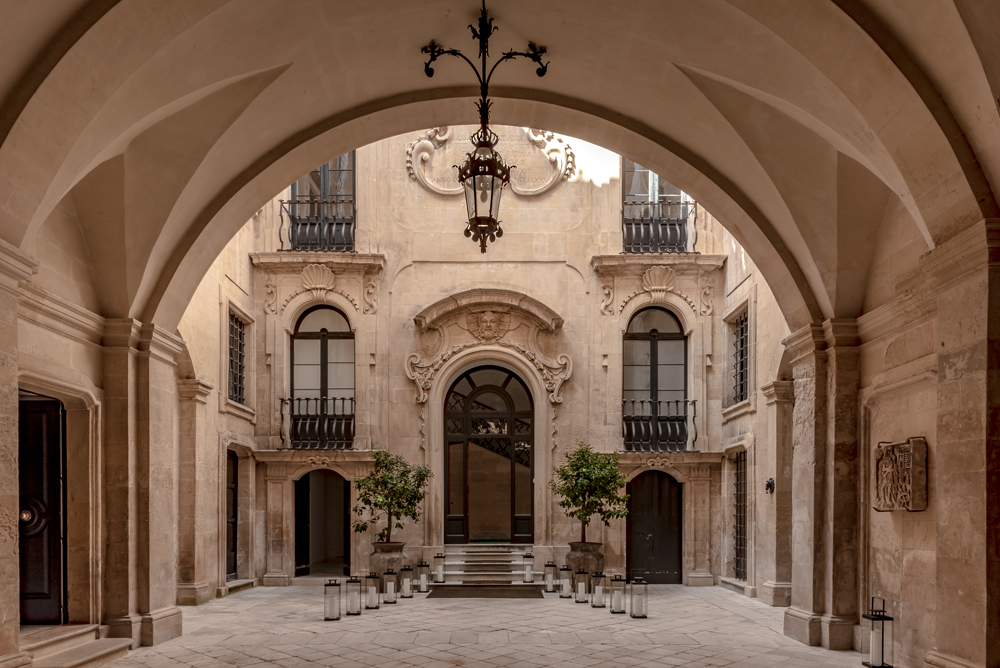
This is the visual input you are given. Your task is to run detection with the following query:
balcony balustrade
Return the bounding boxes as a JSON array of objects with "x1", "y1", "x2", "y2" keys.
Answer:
[
  {"x1": 622, "y1": 200, "x2": 697, "y2": 254},
  {"x1": 280, "y1": 198, "x2": 356, "y2": 252},
  {"x1": 622, "y1": 399, "x2": 697, "y2": 452},
  {"x1": 280, "y1": 397, "x2": 355, "y2": 450}
]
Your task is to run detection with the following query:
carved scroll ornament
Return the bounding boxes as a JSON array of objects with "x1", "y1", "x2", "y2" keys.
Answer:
[
  {"x1": 618, "y1": 265, "x2": 698, "y2": 314},
  {"x1": 873, "y1": 437, "x2": 927, "y2": 512}
]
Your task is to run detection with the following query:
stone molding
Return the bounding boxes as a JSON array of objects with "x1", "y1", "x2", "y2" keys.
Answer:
[
  {"x1": 780, "y1": 323, "x2": 826, "y2": 365},
  {"x1": 250, "y1": 252, "x2": 386, "y2": 275},
  {"x1": 177, "y1": 379, "x2": 213, "y2": 404},
  {"x1": 138, "y1": 323, "x2": 184, "y2": 366},
  {"x1": 923, "y1": 650, "x2": 985, "y2": 668},
  {"x1": 413, "y1": 288, "x2": 564, "y2": 332},
  {"x1": 591, "y1": 254, "x2": 724, "y2": 317},
  {"x1": 103, "y1": 318, "x2": 142, "y2": 350},
  {"x1": 761, "y1": 380, "x2": 794, "y2": 405},
  {"x1": 822, "y1": 318, "x2": 860, "y2": 348},
  {"x1": 18, "y1": 282, "x2": 105, "y2": 347},
  {"x1": 0, "y1": 238, "x2": 37, "y2": 296}
]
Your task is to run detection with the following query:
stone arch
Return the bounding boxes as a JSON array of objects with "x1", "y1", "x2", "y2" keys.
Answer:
[
  {"x1": 281, "y1": 293, "x2": 359, "y2": 336},
  {"x1": 619, "y1": 293, "x2": 695, "y2": 337}
]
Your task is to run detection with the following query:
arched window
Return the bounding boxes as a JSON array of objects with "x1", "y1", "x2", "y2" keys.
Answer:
[
  {"x1": 622, "y1": 307, "x2": 688, "y2": 452},
  {"x1": 288, "y1": 306, "x2": 354, "y2": 449}
]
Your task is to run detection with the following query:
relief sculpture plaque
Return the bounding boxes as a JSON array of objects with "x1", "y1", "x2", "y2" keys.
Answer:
[{"x1": 872, "y1": 437, "x2": 927, "y2": 512}]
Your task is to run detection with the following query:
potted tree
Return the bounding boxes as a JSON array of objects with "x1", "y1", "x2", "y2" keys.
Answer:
[
  {"x1": 352, "y1": 450, "x2": 432, "y2": 585},
  {"x1": 550, "y1": 441, "x2": 629, "y2": 575}
]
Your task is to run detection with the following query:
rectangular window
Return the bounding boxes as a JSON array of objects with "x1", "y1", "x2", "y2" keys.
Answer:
[
  {"x1": 621, "y1": 158, "x2": 696, "y2": 253},
  {"x1": 731, "y1": 310, "x2": 749, "y2": 404},
  {"x1": 284, "y1": 150, "x2": 356, "y2": 251},
  {"x1": 734, "y1": 450, "x2": 747, "y2": 581},
  {"x1": 228, "y1": 311, "x2": 246, "y2": 404}
]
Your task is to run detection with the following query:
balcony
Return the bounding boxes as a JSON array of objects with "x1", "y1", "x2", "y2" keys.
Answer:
[
  {"x1": 622, "y1": 399, "x2": 697, "y2": 452},
  {"x1": 279, "y1": 198, "x2": 355, "y2": 252},
  {"x1": 280, "y1": 397, "x2": 355, "y2": 450},
  {"x1": 622, "y1": 200, "x2": 698, "y2": 254}
]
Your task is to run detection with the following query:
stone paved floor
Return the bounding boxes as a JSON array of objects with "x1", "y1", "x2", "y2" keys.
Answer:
[{"x1": 115, "y1": 586, "x2": 859, "y2": 668}]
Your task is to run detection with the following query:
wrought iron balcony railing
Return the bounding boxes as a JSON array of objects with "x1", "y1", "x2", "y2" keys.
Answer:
[
  {"x1": 622, "y1": 399, "x2": 697, "y2": 452},
  {"x1": 279, "y1": 198, "x2": 356, "y2": 252},
  {"x1": 280, "y1": 397, "x2": 355, "y2": 450},
  {"x1": 622, "y1": 200, "x2": 698, "y2": 254}
]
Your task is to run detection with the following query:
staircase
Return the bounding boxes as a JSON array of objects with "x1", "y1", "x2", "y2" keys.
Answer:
[
  {"x1": 20, "y1": 625, "x2": 132, "y2": 668},
  {"x1": 440, "y1": 544, "x2": 535, "y2": 584}
]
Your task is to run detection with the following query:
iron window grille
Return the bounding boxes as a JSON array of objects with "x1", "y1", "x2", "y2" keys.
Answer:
[
  {"x1": 280, "y1": 151, "x2": 356, "y2": 252},
  {"x1": 734, "y1": 450, "x2": 747, "y2": 581},
  {"x1": 622, "y1": 158, "x2": 697, "y2": 254},
  {"x1": 732, "y1": 310, "x2": 749, "y2": 404},
  {"x1": 228, "y1": 311, "x2": 246, "y2": 404}
]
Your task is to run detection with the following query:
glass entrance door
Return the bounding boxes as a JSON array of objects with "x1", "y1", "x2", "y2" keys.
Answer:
[{"x1": 444, "y1": 366, "x2": 533, "y2": 543}]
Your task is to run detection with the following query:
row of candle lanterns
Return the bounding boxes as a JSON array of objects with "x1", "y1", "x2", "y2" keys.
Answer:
[
  {"x1": 537, "y1": 557, "x2": 647, "y2": 618},
  {"x1": 325, "y1": 558, "x2": 448, "y2": 621}
]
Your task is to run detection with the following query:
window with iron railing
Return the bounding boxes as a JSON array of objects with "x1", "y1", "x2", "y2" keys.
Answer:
[
  {"x1": 228, "y1": 311, "x2": 246, "y2": 404},
  {"x1": 280, "y1": 151, "x2": 356, "y2": 252},
  {"x1": 734, "y1": 450, "x2": 747, "y2": 581},
  {"x1": 622, "y1": 159, "x2": 697, "y2": 254},
  {"x1": 731, "y1": 310, "x2": 749, "y2": 405}
]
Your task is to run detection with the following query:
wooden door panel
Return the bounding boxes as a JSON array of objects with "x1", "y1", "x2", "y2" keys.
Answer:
[{"x1": 627, "y1": 471, "x2": 682, "y2": 584}]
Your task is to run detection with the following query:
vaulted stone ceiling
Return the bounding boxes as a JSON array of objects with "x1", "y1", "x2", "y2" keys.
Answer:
[{"x1": 0, "y1": 0, "x2": 997, "y2": 332}]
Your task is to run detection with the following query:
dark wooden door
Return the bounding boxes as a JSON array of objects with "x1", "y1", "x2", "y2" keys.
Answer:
[
  {"x1": 627, "y1": 470, "x2": 682, "y2": 584},
  {"x1": 225, "y1": 452, "x2": 238, "y2": 581},
  {"x1": 294, "y1": 474, "x2": 310, "y2": 576},
  {"x1": 19, "y1": 398, "x2": 65, "y2": 624}
]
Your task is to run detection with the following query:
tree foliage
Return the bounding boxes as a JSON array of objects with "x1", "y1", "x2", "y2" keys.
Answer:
[
  {"x1": 352, "y1": 450, "x2": 432, "y2": 543},
  {"x1": 549, "y1": 441, "x2": 629, "y2": 543}
]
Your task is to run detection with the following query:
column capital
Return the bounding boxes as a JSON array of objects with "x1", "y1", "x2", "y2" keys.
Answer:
[
  {"x1": 822, "y1": 318, "x2": 859, "y2": 348},
  {"x1": 781, "y1": 323, "x2": 825, "y2": 362},
  {"x1": 0, "y1": 239, "x2": 36, "y2": 297},
  {"x1": 138, "y1": 323, "x2": 184, "y2": 366},
  {"x1": 761, "y1": 380, "x2": 794, "y2": 405},
  {"x1": 103, "y1": 318, "x2": 142, "y2": 349},
  {"x1": 177, "y1": 379, "x2": 213, "y2": 404}
]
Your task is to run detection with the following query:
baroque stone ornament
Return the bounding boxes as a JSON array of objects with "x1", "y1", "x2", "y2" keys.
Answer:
[
  {"x1": 646, "y1": 455, "x2": 671, "y2": 469},
  {"x1": 264, "y1": 275, "x2": 277, "y2": 314},
  {"x1": 301, "y1": 264, "x2": 336, "y2": 301},
  {"x1": 641, "y1": 265, "x2": 676, "y2": 302},
  {"x1": 363, "y1": 277, "x2": 378, "y2": 315},
  {"x1": 467, "y1": 310, "x2": 510, "y2": 342},
  {"x1": 406, "y1": 127, "x2": 455, "y2": 196},
  {"x1": 600, "y1": 284, "x2": 615, "y2": 316},
  {"x1": 306, "y1": 455, "x2": 333, "y2": 467},
  {"x1": 873, "y1": 437, "x2": 928, "y2": 512}
]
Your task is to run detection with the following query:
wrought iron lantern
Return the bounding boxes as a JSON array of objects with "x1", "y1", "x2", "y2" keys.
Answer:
[
  {"x1": 401, "y1": 565, "x2": 414, "y2": 598},
  {"x1": 417, "y1": 561, "x2": 430, "y2": 592},
  {"x1": 522, "y1": 553, "x2": 534, "y2": 583},
  {"x1": 630, "y1": 577, "x2": 648, "y2": 619},
  {"x1": 863, "y1": 597, "x2": 894, "y2": 667},
  {"x1": 559, "y1": 565, "x2": 573, "y2": 598},
  {"x1": 574, "y1": 569, "x2": 589, "y2": 603},
  {"x1": 544, "y1": 562, "x2": 557, "y2": 593},
  {"x1": 610, "y1": 575, "x2": 626, "y2": 614},
  {"x1": 590, "y1": 572, "x2": 606, "y2": 608},
  {"x1": 434, "y1": 553, "x2": 446, "y2": 583},
  {"x1": 324, "y1": 579, "x2": 341, "y2": 621},
  {"x1": 421, "y1": 1, "x2": 549, "y2": 253},
  {"x1": 382, "y1": 569, "x2": 397, "y2": 604},
  {"x1": 365, "y1": 572, "x2": 380, "y2": 610},
  {"x1": 345, "y1": 576, "x2": 363, "y2": 616}
]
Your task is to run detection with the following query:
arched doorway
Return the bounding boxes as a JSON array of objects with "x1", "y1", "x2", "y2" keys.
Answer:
[
  {"x1": 444, "y1": 366, "x2": 533, "y2": 544},
  {"x1": 293, "y1": 470, "x2": 351, "y2": 577},
  {"x1": 627, "y1": 470, "x2": 682, "y2": 584}
]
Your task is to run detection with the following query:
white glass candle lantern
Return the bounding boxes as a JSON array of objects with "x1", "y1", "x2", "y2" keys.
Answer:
[
  {"x1": 590, "y1": 572, "x2": 606, "y2": 608},
  {"x1": 417, "y1": 561, "x2": 430, "y2": 592},
  {"x1": 610, "y1": 575, "x2": 626, "y2": 614},
  {"x1": 522, "y1": 553, "x2": 534, "y2": 583},
  {"x1": 434, "y1": 553, "x2": 446, "y2": 583},
  {"x1": 365, "y1": 572, "x2": 380, "y2": 609},
  {"x1": 544, "y1": 562, "x2": 557, "y2": 593},
  {"x1": 863, "y1": 597, "x2": 894, "y2": 667},
  {"x1": 401, "y1": 565, "x2": 413, "y2": 598},
  {"x1": 559, "y1": 566, "x2": 573, "y2": 598},
  {"x1": 574, "y1": 569, "x2": 589, "y2": 603},
  {"x1": 382, "y1": 569, "x2": 397, "y2": 604},
  {"x1": 630, "y1": 577, "x2": 648, "y2": 619},
  {"x1": 346, "y1": 576, "x2": 363, "y2": 616},
  {"x1": 324, "y1": 579, "x2": 341, "y2": 621}
]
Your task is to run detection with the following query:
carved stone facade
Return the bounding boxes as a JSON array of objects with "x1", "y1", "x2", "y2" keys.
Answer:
[{"x1": 873, "y1": 438, "x2": 928, "y2": 512}]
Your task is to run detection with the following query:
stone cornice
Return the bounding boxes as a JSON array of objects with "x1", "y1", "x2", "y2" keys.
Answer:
[
  {"x1": 822, "y1": 318, "x2": 860, "y2": 348},
  {"x1": 781, "y1": 323, "x2": 826, "y2": 363},
  {"x1": 251, "y1": 252, "x2": 386, "y2": 276},
  {"x1": 18, "y1": 283, "x2": 105, "y2": 346},
  {"x1": 253, "y1": 449, "x2": 376, "y2": 463},
  {"x1": 761, "y1": 380, "x2": 794, "y2": 405},
  {"x1": 0, "y1": 239, "x2": 37, "y2": 296},
  {"x1": 102, "y1": 318, "x2": 142, "y2": 350},
  {"x1": 138, "y1": 323, "x2": 185, "y2": 365},
  {"x1": 177, "y1": 378, "x2": 213, "y2": 403},
  {"x1": 590, "y1": 253, "x2": 725, "y2": 279},
  {"x1": 413, "y1": 288, "x2": 564, "y2": 332}
]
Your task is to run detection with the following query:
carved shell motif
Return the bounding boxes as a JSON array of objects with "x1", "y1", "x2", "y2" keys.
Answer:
[
  {"x1": 301, "y1": 264, "x2": 336, "y2": 301},
  {"x1": 641, "y1": 265, "x2": 676, "y2": 303}
]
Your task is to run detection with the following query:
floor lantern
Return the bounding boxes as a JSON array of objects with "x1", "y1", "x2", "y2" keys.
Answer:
[
  {"x1": 630, "y1": 577, "x2": 648, "y2": 619},
  {"x1": 523, "y1": 553, "x2": 534, "y2": 583},
  {"x1": 863, "y1": 597, "x2": 894, "y2": 667},
  {"x1": 401, "y1": 565, "x2": 414, "y2": 598},
  {"x1": 610, "y1": 575, "x2": 626, "y2": 614},
  {"x1": 434, "y1": 553, "x2": 446, "y2": 583},
  {"x1": 544, "y1": 562, "x2": 557, "y2": 593},
  {"x1": 417, "y1": 561, "x2": 430, "y2": 592},
  {"x1": 559, "y1": 565, "x2": 573, "y2": 598},
  {"x1": 574, "y1": 569, "x2": 589, "y2": 603},
  {"x1": 590, "y1": 572, "x2": 606, "y2": 608},
  {"x1": 324, "y1": 579, "x2": 341, "y2": 621},
  {"x1": 382, "y1": 569, "x2": 397, "y2": 604},
  {"x1": 346, "y1": 576, "x2": 363, "y2": 616},
  {"x1": 365, "y1": 572, "x2": 380, "y2": 610}
]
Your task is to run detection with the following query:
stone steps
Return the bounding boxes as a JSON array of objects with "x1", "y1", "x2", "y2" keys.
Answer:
[
  {"x1": 21, "y1": 625, "x2": 131, "y2": 668},
  {"x1": 440, "y1": 545, "x2": 536, "y2": 584}
]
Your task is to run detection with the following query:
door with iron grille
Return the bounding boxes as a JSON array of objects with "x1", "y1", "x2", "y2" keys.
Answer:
[
  {"x1": 626, "y1": 470, "x2": 682, "y2": 584},
  {"x1": 444, "y1": 366, "x2": 533, "y2": 544},
  {"x1": 734, "y1": 450, "x2": 747, "y2": 581}
]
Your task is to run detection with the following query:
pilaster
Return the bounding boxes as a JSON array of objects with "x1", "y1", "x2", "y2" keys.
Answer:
[
  {"x1": 176, "y1": 379, "x2": 213, "y2": 606},
  {"x1": 686, "y1": 464, "x2": 714, "y2": 586},
  {"x1": 262, "y1": 463, "x2": 291, "y2": 586},
  {"x1": 760, "y1": 380, "x2": 793, "y2": 607}
]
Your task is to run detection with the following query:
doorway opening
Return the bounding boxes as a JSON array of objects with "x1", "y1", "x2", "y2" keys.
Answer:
[
  {"x1": 294, "y1": 469, "x2": 351, "y2": 576},
  {"x1": 225, "y1": 451, "x2": 238, "y2": 582},
  {"x1": 444, "y1": 366, "x2": 534, "y2": 544},
  {"x1": 627, "y1": 470, "x2": 682, "y2": 583},
  {"x1": 18, "y1": 392, "x2": 67, "y2": 624}
]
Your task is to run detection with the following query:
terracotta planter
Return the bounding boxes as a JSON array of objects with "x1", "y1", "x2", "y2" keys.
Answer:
[
  {"x1": 565, "y1": 541, "x2": 604, "y2": 576},
  {"x1": 369, "y1": 541, "x2": 405, "y2": 591}
]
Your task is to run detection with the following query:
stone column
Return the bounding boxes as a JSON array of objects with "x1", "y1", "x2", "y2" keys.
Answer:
[
  {"x1": 686, "y1": 464, "x2": 714, "y2": 586},
  {"x1": 0, "y1": 241, "x2": 36, "y2": 668},
  {"x1": 782, "y1": 324, "x2": 827, "y2": 646},
  {"x1": 176, "y1": 379, "x2": 213, "y2": 605},
  {"x1": 263, "y1": 464, "x2": 290, "y2": 586},
  {"x1": 760, "y1": 380, "x2": 793, "y2": 606}
]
